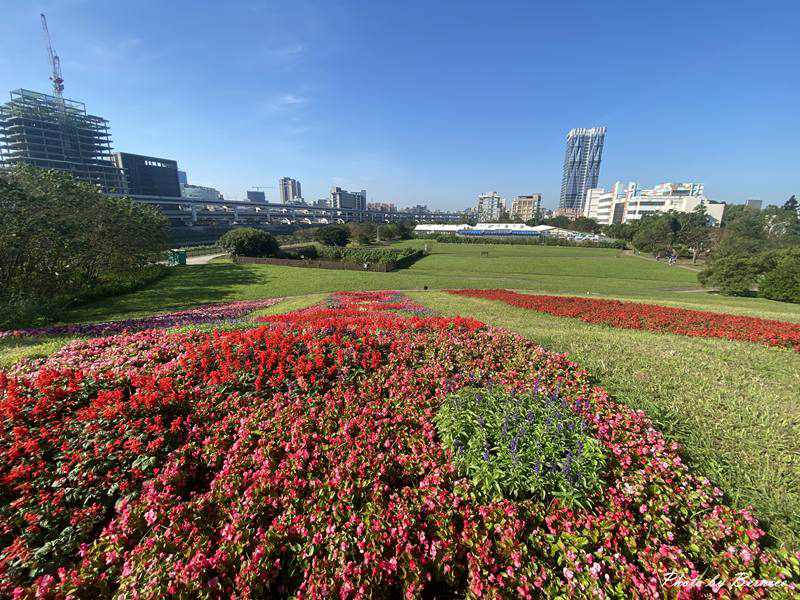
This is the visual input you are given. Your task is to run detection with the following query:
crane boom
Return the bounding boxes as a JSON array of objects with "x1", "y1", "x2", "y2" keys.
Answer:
[{"x1": 40, "y1": 13, "x2": 64, "y2": 97}]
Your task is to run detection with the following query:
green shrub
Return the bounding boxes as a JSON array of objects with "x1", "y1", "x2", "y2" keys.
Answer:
[
  {"x1": 314, "y1": 225, "x2": 351, "y2": 247},
  {"x1": 699, "y1": 256, "x2": 759, "y2": 295},
  {"x1": 181, "y1": 245, "x2": 222, "y2": 258},
  {"x1": 434, "y1": 386, "x2": 605, "y2": 507},
  {"x1": 73, "y1": 265, "x2": 169, "y2": 306},
  {"x1": 316, "y1": 246, "x2": 423, "y2": 265},
  {"x1": 279, "y1": 244, "x2": 319, "y2": 259},
  {"x1": 759, "y1": 249, "x2": 800, "y2": 303},
  {"x1": 0, "y1": 293, "x2": 65, "y2": 330},
  {"x1": 218, "y1": 228, "x2": 279, "y2": 257}
]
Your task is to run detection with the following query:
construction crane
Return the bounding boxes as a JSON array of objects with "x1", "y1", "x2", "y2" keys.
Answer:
[{"x1": 40, "y1": 13, "x2": 64, "y2": 97}]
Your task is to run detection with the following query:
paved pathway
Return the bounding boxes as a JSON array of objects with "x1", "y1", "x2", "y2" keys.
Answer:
[{"x1": 186, "y1": 253, "x2": 226, "y2": 265}]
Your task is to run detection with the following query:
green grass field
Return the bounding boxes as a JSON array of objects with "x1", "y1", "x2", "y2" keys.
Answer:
[
  {"x1": 57, "y1": 241, "x2": 800, "y2": 324},
  {"x1": 3, "y1": 241, "x2": 799, "y2": 548}
]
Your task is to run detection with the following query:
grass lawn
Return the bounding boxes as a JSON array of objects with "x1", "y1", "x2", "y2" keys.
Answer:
[
  {"x1": 408, "y1": 291, "x2": 800, "y2": 548},
  {"x1": 57, "y1": 240, "x2": 800, "y2": 324}
]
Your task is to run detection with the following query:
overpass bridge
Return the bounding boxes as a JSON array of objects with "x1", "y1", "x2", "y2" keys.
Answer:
[{"x1": 112, "y1": 194, "x2": 465, "y2": 227}]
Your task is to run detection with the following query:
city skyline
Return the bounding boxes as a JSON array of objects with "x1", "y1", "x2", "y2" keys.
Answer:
[{"x1": 0, "y1": 2, "x2": 798, "y2": 209}]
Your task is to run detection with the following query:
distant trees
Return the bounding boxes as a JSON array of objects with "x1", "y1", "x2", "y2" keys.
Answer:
[
  {"x1": 699, "y1": 201, "x2": 800, "y2": 301},
  {"x1": 607, "y1": 207, "x2": 713, "y2": 261},
  {"x1": 218, "y1": 227, "x2": 279, "y2": 257},
  {"x1": 293, "y1": 219, "x2": 415, "y2": 247},
  {"x1": 347, "y1": 222, "x2": 377, "y2": 244},
  {"x1": 395, "y1": 220, "x2": 416, "y2": 240},
  {"x1": 535, "y1": 215, "x2": 572, "y2": 229},
  {"x1": 569, "y1": 217, "x2": 602, "y2": 233},
  {"x1": 314, "y1": 225, "x2": 351, "y2": 247},
  {"x1": 604, "y1": 223, "x2": 633, "y2": 242},
  {"x1": 0, "y1": 166, "x2": 168, "y2": 328}
]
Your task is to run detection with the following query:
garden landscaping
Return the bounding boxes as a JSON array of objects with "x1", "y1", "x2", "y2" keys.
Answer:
[
  {"x1": 446, "y1": 289, "x2": 800, "y2": 352},
  {"x1": 0, "y1": 298, "x2": 284, "y2": 340},
  {"x1": 1, "y1": 292, "x2": 798, "y2": 598}
]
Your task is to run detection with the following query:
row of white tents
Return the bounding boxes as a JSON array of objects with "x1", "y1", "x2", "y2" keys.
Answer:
[{"x1": 414, "y1": 222, "x2": 605, "y2": 241}]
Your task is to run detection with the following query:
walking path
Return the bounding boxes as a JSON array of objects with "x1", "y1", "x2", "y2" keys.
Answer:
[
  {"x1": 621, "y1": 249, "x2": 703, "y2": 272},
  {"x1": 186, "y1": 253, "x2": 226, "y2": 265}
]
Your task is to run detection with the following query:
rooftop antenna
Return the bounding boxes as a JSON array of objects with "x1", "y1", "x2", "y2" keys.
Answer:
[{"x1": 40, "y1": 13, "x2": 64, "y2": 97}]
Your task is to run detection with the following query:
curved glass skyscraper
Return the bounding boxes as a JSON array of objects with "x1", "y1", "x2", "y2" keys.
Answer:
[{"x1": 559, "y1": 127, "x2": 606, "y2": 213}]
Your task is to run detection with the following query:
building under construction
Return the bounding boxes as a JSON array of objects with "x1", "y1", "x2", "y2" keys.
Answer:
[{"x1": 0, "y1": 88, "x2": 123, "y2": 192}]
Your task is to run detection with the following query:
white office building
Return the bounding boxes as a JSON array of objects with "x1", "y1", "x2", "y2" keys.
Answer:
[
  {"x1": 584, "y1": 181, "x2": 725, "y2": 226},
  {"x1": 476, "y1": 192, "x2": 506, "y2": 221},
  {"x1": 330, "y1": 186, "x2": 367, "y2": 210},
  {"x1": 180, "y1": 183, "x2": 222, "y2": 201}
]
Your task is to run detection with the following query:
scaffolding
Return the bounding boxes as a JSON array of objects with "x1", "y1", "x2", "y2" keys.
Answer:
[{"x1": 0, "y1": 88, "x2": 123, "y2": 192}]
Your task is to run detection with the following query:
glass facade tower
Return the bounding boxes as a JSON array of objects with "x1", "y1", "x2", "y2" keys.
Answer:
[{"x1": 559, "y1": 127, "x2": 606, "y2": 212}]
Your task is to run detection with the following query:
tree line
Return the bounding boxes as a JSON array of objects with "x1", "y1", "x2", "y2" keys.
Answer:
[
  {"x1": 0, "y1": 166, "x2": 169, "y2": 328},
  {"x1": 599, "y1": 198, "x2": 799, "y2": 302}
]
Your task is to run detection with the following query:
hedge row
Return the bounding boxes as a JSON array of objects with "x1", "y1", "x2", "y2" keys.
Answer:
[{"x1": 282, "y1": 245, "x2": 424, "y2": 265}]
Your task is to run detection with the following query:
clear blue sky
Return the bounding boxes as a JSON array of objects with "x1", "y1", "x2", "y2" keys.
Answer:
[{"x1": 1, "y1": 1, "x2": 797, "y2": 209}]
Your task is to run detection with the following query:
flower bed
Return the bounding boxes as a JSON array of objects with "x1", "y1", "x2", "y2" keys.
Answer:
[
  {"x1": 0, "y1": 292, "x2": 797, "y2": 598},
  {"x1": 0, "y1": 298, "x2": 284, "y2": 340},
  {"x1": 447, "y1": 288, "x2": 800, "y2": 352}
]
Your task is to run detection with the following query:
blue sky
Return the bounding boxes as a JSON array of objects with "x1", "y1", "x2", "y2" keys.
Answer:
[{"x1": 1, "y1": 1, "x2": 797, "y2": 210}]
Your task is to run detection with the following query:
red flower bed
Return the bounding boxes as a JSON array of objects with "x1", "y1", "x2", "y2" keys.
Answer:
[
  {"x1": 0, "y1": 292, "x2": 797, "y2": 598},
  {"x1": 447, "y1": 289, "x2": 800, "y2": 351}
]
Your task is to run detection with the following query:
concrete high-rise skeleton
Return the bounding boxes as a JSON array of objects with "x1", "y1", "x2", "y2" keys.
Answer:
[
  {"x1": 559, "y1": 127, "x2": 606, "y2": 213},
  {"x1": 0, "y1": 89, "x2": 123, "y2": 192}
]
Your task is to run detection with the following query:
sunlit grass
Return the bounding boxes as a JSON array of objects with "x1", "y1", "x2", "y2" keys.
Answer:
[
  {"x1": 55, "y1": 240, "x2": 800, "y2": 325},
  {"x1": 409, "y1": 291, "x2": 800, "y2": 549}
]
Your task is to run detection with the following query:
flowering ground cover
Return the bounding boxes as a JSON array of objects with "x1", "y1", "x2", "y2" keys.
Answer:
[
  {"x1": 447, "y1": 289, "x2": 800, "y2": 352},
  {"x1": 1, "y1": 291, "x2": 798, "y2": 598},
  {"x1": 0, "y1": 298, "x2": 284, "y2": 340}
]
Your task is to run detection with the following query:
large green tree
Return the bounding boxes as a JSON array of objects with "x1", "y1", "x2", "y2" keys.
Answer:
[
  {"x1": 700, "y1": 201, "x2": 800, "y2": 301},
  {"x1": 1, "y1": 166, "x2": 168, "y2": 327},
  {"x1": 314, "y1": 224, "x2": 351, "y2": 247}
]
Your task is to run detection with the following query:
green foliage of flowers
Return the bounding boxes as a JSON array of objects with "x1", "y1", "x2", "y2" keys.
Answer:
[{"x1": 435, "y1": 386, "x2": 605, "y2": 506}]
